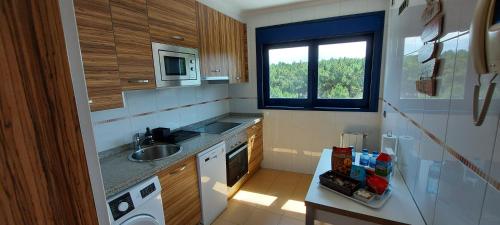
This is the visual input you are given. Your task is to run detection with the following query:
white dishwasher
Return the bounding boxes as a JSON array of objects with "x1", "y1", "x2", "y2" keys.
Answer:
[{"x1": 196, "y1": 141, "x2": 227, "y2": 225}]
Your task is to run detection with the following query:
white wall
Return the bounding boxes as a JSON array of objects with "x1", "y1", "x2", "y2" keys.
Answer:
[
  {"x1": 382, "y1": 0, "x2": 500, "y2": 225},
  {"x1": 91, "y1": 85, "x2": 229, "y2": 152},
  {"x1": 229, "y1": 0, "x2": 387, "y2": 174}
]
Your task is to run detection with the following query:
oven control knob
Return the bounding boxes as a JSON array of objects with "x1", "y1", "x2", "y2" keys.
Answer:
[
  {"x1": 118, "y1": 202, "x2": 129, "y2": 212},
  {"x1": 190, "y1": 67, "x2": 194, "y2": 71},
  {"x1": 190, "y1": 60, "x2": 194, "y2": 64}
]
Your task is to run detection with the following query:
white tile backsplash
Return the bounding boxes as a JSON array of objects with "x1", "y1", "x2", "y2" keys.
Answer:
[{"x1": 91, "y1": 85, "x2": 229, "y2": 152}]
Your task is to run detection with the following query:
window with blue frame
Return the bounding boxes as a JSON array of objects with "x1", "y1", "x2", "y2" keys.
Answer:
[{"x1": 256, "y1": 12, "x2": 385, "y2": 112}]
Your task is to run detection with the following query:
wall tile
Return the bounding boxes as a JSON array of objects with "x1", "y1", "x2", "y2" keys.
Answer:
[
  {"x1": 130, "y1": 113, "x2": 157, "y2": 134},
  {"x1": 433, "y1": 152, "x2": 487, "y2": 225},
  {"x1": 413, "y1": 135, "x2": 444, "y2": 224},
  {"x1": 93, "y1": 118, "x2": 133, "y2": 151},
  {"x1": 479, "y1": 186, "x2": 500, "y2": 225},
  {"x1": 156, "y1": 110, "x2": 181, "y2": 130},
  {"x1": 125, "y1": 90, "x2": 156, "y2": 115},
  {"x1": 155, "y1": 88, "x2": 178, "y2": 110},
  {"x1": 445, "y1": 33, "x2": 499, "y2": 173}
]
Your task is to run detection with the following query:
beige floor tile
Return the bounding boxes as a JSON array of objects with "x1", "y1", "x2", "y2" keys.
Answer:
[
  {"x1": 278, "y1": 216, "x2": 304, "y2": 225},
  {"x1": 243, "y1": 207, "x2": 282, "y2": 225},
  {"x1": 212, "y1": 217, "x2": 238, "y2": 225},
  {"x1": 224, "y1": 169, "x2": 314, "y2": 225},
  {"x1": 220, "y1": 201, "x2": 256, "y2": 224}
]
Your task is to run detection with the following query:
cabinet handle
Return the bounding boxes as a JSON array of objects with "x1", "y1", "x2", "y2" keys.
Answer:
[
  {"x1": 128, "y1": 79, "x2": 149, "y2": 83},
  {"x1": 236, "y1": 76, "x2": 240, "y2": 80},
  {"x1": 88, "y1": 99, "x2": 93, "y2": 104},
  {"x1": 211, "y1": 69, "x2": 221, "y2": 73},
  {"x1": 171, "y1": 35, "x2": 185, "y2": 41},
  {"x1": 169, "y1": 165, "x2": 186, "y2": 175}
]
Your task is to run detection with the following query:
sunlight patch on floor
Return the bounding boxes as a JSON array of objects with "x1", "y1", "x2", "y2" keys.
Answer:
[
  {"x1": 281, "y1": 199, "x2": 306, "y2": 214},
  {"x1": 233, "y1": 190, "x2": 278, "y2": 206}
]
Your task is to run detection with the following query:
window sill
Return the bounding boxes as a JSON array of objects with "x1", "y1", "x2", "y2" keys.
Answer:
[{"x1": 258, "y1": 105, "x2": 378, "y2": 112}]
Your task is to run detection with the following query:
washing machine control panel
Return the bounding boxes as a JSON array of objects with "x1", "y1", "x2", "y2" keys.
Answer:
[{"x1": 109, "y1": 192, "x2": 135, "y2": 220}]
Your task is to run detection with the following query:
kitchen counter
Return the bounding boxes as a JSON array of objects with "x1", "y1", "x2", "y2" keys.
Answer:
[
  {"x1": 305, "y1": 149, "x2": 425, "y2": 225},
  {"x1": 99, "y1": 113, "x2": 262, "y2": 197}
]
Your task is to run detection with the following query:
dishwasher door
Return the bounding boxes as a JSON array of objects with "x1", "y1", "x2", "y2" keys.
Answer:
[{"x1": 196, "y1": 141, "x2": 227, "y2": 225}]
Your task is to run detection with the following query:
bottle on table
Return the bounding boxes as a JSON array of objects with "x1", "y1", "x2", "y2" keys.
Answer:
[
  {"x1": 369, "y1": 151, "x2": 379, "y2": 168},
  {"x1": 360, "y1": 149, "x2": 369, "y2": 166}
]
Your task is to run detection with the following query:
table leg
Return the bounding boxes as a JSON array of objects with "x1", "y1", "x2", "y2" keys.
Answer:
[{"x1": 306, "y1": 206, "x2": 315, "y2": 225}]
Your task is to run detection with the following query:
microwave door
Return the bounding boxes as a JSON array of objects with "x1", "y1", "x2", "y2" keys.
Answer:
[{"x1": 158, "y1": 51, "x2": 190, "y2": 81}]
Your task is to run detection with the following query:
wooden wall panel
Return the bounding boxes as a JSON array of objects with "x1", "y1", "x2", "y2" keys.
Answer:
[
  {"x1": 74, "y1": 0, "x2": 123, "y2": 111},
  {"x1": 110, "y1": 0, "x2": 156, "y2": 90},
  {"x1": 148, "y1": 0, "x2": 199, "y2": 48},
  {"x1": 0, "y1": 0, "x2": 99, "y2": 224}
]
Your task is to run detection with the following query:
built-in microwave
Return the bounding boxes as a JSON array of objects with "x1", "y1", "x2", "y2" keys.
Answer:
[{"x1": 152, "y1": 42, "x2": 201, "y2": 88}]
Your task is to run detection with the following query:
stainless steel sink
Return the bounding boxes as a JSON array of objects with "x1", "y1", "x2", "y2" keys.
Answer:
[{"x1": 129, "y1": 144, "x2": 182, "y2": 162}]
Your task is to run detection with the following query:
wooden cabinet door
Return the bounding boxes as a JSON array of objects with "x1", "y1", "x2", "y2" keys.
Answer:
[
  {"x1": 197, "y1": 2, "x2": 226, "y2": 77},
  {"x1": 229, "y1": 19, "x2": 249, "y2": 83},
  {"x1": 238, "y1": 22, "x2": 249, "y2": 83},
  {"x1": 224, "y1": 16, "x2": 238, "y2": 83},
  {"x1": 247, "y1": 121, "x2": 263, "y2": 175},
  {"x1": 148, "y1": 0, "x2": 199, "y2": 48},
  {"x1": 158, "y1": 157, "x2": 201, "y2": 225},
  {"x1": 74, "y1": 0, "x2": 123, "y2": 111},
  {"x1": 110, "y1": 0, "x2": 155, "y2": 90}
]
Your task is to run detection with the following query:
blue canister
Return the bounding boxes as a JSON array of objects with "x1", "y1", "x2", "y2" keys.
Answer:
[
  {"x1": 360, "y1": 149, "x2": 369, "y2": 166},
  {"x1": 369, "y1": 151, "x2": 379, "y2": 168}
]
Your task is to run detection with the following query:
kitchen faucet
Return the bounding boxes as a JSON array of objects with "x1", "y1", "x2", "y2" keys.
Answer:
[{"x1": 134, "y1": 127, "x2": 154, "y2": 150}]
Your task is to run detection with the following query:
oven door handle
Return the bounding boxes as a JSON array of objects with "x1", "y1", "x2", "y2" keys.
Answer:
[{"x1": 228, "y1": 144, "x2": 248, "y2": 159}]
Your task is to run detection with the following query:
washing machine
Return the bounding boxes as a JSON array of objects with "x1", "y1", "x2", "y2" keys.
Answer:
[{"x1": 107, "y1": 176, "x2": 165, "y2": 225}]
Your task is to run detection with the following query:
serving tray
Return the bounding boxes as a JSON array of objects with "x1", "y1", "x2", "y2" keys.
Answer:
[{"x1": 319, "y1": 183, "x2": 393, "y2": 209}]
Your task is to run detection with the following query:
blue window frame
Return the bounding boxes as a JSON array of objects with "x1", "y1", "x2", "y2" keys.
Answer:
[{"x1": 256, "y1": 11, "x2": 385, "y2": 112}]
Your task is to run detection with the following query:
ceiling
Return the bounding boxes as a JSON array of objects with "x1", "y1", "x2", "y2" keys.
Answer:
[{"x1": 216, "y1": 0, "x2": 310, "y2": 12}]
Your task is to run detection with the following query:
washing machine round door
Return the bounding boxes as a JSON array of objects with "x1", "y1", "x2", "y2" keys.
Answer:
[{"x1": 120, "y1": 215, "x2": 160, "y2": 225}]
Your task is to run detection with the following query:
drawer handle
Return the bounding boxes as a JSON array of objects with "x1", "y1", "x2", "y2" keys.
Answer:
[
  {"x1": 169, "y1": 165, "x2": 186, "y2": 175},
  {"x1": 211, "y1": 69, "x2": 221, "y2": 73},
  {"x1": 128, "y1": 79, "x2": 149, "y2": 83},
  {"x1": 172, "y1": 35, "x2": 185, "y2": 41}
]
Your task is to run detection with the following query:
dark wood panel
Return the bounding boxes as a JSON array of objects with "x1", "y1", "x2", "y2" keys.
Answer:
[
  {"x1": 75, "y1": 0, "x2": 123, "y2": 111},
  {"x1": 158, "y1": 157, "x2": 201, "y2": 225},
  {"x1": 0, "y1": 0, "x2": 99, "y2": 224},
  {"x1": 148, "y1": 0, "x2": 199, "y2": 48},
  {"x1": 110, "y1": 0, "x2": 155, "y2": 90}
]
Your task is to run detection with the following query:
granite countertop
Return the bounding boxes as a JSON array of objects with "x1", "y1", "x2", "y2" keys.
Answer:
[{"x1": 99, "y1": 113, "x2": 263, "y2": 197}]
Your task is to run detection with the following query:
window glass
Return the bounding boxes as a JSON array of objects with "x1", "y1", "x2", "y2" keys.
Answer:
[
  {"x1": 318, "y1": 41, "x2": 366, "y2": 99},
  {"x1": 268, "y1": 46, "x2": 309, "y2": 99}
]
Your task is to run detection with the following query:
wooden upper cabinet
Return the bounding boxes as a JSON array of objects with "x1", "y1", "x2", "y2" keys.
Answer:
[
  {"x1": 227, "y1": 18, "x2": 248, "y2": 83},
  {"x1": 197, "y1": 2, "x2": 248, "y2": 82},
  {"x1": 148, "y1": 0, "x2": 199, "y2": 48},
  {"x1": 158, "y1": 156, "x2": 201, "y2": 225},
  {"x1": 197, "y1": 2, "x2": 226, "y2": 77},
  {"x1": 110, "y1": 0, "x2": 156, "y2": 90},
  {"x1": 74, "y1": 0, "x2": 123, "y2": 111}
]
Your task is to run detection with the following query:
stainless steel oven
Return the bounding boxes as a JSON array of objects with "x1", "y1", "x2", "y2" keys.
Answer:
[
  {"x1": 152, "y1": 42, "x2": 201, "y2": 88},
  {"x1": 225, "y1": 131, "x2": 248, "y2": 187}
]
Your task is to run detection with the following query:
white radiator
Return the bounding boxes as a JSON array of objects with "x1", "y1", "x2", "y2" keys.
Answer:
[{"x1": 340, "y1": 132, "x2": 366, "y2": 151}]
